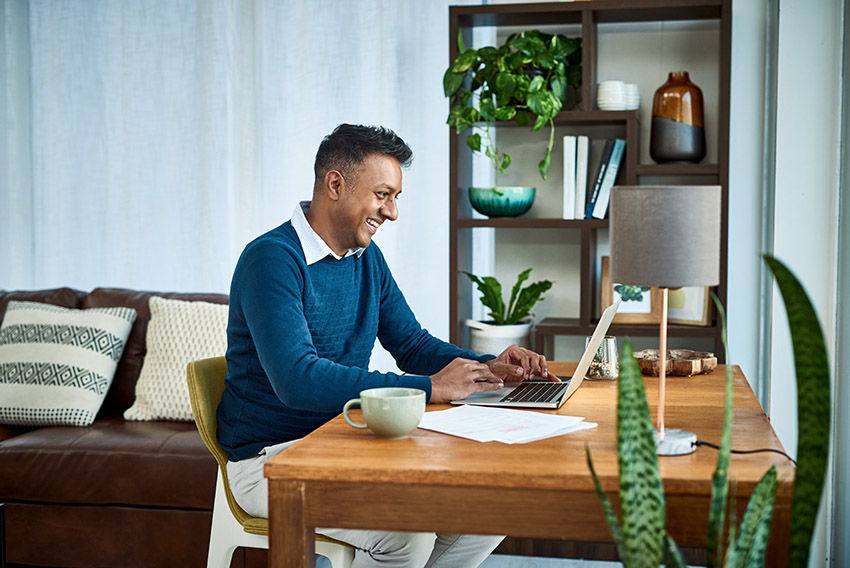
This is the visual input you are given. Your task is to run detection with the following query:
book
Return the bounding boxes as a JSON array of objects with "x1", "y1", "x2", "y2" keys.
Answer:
[
  {"x1": 562, "y1": 135, "x2": 577, "y2": 219},
  {"x1": 574, "y1": 135, "x2": 589, "y2": 219},
  {"x1": 585, "y1": 138, "x2": 615, "y2": 218},
  {"x1": 591, "y1": 138, "x2": 626, "y2": 219}
]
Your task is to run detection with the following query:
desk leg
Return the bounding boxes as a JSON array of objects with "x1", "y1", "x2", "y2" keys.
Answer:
[{"x1": 269, "y1": 480, "x2": 315, "y2": 568}]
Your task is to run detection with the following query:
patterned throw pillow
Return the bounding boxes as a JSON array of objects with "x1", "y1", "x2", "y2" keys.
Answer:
[
  {"x1": 124, "y1": 296, "x2": 228, "y2": 422},
  {"x1": 0, "y1": 301, "x2": 137, "y2": 426}
]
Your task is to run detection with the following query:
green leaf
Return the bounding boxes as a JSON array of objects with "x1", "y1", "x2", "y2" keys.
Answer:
[
  {"x1": 706, "y1": 294, "x2": 734, "y2": 568},
  {"x1": 506, "y1": 279, "x2": 552, "y2": 324},
  {"x1": 515, "y1": 109, "x2": 530, "y2": 126},
  {"x1": 505, "y1": 268, "x2": 532, "y2": 323},
  {"x1": 493, "y1": 106, "x2": 516, "y2": 121},
  {"x1": 443, "y1": 70, "x2": 465, "y2": 97},
  {"x1": 531, "y1": 112, "x2": 548, "y2": 131},
  {"x1": 586, "y1": 444, "x2": 628, "y2": 561},
  {"x1": 528, "y1": 74, "x2": 545, "y2": 93},
  {"x1": 494, "y1": 72, "x2": 517, "y2": 100},
  {"x1": 617, "y1": 340, "x2": 666, "y2": 566},
  {"x1": 499, "y1": 154, "x2": 511, "y2": 174},
  {"x1": 457, "y1": 29, "x2": 466, "y2": 53},
  {"x1": 735, "y1": 466, "x2": 777, "y2": 568},
  {"x1": 466, "y1": 133, "x2": 481, "y2": 152},
  {"x1": 550, "y1": 76, "x2": 566, "y2": 102},
  {"x1": 763, "y1": 255, "x2": 831, "y2": 568},
  {"x1": 479, "y1": 98, "x2": 496, "y2": 121},
  {"x1": 450, "y1": 49, "x2": 480, "y2": 73},
  {"x1": 463, "y1": 271, "x2": 505, "y2": 325},
  {"x1": 663, "y1": 534, "x2": 688, "y2": 568}
]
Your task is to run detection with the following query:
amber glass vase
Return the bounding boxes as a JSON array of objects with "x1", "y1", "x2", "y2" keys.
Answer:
[{"x1": 649, "y1": 71, "x2": 706, "y2": 163}]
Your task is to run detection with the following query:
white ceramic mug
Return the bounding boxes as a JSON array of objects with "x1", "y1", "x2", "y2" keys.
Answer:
[{"x1": 342, "y1": 387, "x2": 426, "y2": 439}]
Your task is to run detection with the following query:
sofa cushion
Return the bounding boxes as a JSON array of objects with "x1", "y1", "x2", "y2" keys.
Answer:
[
  {"x1": 0, "y1": 301, "x2": 137, "y2": 426},
  {"x1": 0, "y1": 416, "x2": 216, "y2": 509},
  {"x1": 83, "y1": 288, "x2": 228, "y2": 416},
  {"x1": 125, "y1": 296, "x2": 228, "y2": 422}
]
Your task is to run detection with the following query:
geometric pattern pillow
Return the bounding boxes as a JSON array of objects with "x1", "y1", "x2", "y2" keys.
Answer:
[
  {"x1": 0, "y1": 300, "x2": 137, "y2": 426},
  {"x1": 124, "y1": 296, "x2": 228, "y2": 422}
]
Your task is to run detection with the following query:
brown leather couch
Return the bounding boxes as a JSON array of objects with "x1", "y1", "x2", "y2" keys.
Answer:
[{"x1": 0, "y1": 287, "x2": 265, "y2": 568}]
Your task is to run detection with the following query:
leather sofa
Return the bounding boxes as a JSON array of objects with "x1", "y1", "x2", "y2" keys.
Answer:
[{"x1": 0, "y1": 287, "x2": 265, "y2": 568}]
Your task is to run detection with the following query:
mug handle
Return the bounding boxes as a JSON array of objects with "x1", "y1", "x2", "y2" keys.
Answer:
[{"x1": 343, "y1": 399, "x2": 368, "y2": 429}]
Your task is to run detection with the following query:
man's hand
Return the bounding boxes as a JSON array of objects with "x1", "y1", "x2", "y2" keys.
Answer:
[
  {"x1": 487, "y1": 344, "x2": 560, "y2": 382},
  {"x1": 429, "y1": 358, "x2": 505, "y2": 403}
]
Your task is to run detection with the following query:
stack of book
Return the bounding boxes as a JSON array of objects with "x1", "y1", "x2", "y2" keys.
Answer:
[{"x1": 562, "y1": 136, "x2": 626, "y2": 220}]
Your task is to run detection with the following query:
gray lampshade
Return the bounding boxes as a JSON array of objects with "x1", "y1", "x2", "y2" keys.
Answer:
[{"x1": 609, "y1": 186, "x2": 721, "y2": 288}]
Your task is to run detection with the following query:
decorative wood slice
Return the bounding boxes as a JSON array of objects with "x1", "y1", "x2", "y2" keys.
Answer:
[{"x1": 634, "y1": 349, "x2": 717, "y2": 376}]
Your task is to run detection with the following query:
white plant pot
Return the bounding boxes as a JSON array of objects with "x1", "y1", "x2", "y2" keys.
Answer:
[{"x1": 465, "y1": 319, "x2": 532, "y2": 356}]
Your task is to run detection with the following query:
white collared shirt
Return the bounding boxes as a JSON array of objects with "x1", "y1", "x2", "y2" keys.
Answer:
[{"x1": 291, "y1": 201, "x2": 365, "y2": 266}]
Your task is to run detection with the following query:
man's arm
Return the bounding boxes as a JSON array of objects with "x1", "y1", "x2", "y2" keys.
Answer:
[{"x1": 233, "y1": 238, "x2": 431, "y2": 412}]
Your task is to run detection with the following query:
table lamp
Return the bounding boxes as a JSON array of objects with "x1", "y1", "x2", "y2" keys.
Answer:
[{"x1": 609, "y1": 185, "x2": 721, "y2": 455}]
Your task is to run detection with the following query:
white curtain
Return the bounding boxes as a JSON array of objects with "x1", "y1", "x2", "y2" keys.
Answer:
[{"x1": 2, "y1": 0, "x2": 478, "y2": 368}]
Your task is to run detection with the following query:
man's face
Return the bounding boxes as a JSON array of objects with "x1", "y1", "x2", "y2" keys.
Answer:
[{"x1": 332, "y1": 153, "x2": 402, "y2": 252}]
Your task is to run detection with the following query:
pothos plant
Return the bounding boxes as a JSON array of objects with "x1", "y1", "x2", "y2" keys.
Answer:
[
  {"x1": 463, "y1": 268, "x2": 553, "y2": 325},
  {"x1": 443, "y1": 29, "x2": 581, "y2": 182},
  {"x1": 585, "y1": 255, "x2": 831, "y2": 568}
]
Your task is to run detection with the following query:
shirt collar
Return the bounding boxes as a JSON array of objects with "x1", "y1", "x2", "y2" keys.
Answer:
[{"x1": 291, "y1": 201, "x2": 365, "y2": 265}]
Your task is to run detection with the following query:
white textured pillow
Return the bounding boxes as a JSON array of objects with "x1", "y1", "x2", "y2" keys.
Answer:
[
  {"x1": 124, "y1": 296, "x2": 228, "y2": 421},
  {"x1": 0, "y1": 301, "x2": 137, "y2": 426}
]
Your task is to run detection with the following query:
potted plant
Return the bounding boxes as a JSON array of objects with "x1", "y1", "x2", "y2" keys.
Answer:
[
  {"x1": 463, "y1": 268, "x2": 553, "y2": 355},
  {"x1": 444, "y1": 29, "x2": 581, "y2": 217},
  {"x1": 585, "y1": 255, "x2": 831, "y2": 567}
]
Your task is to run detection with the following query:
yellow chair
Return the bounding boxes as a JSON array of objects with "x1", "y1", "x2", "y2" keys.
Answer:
[{"x1": 187, "y1": 356, "x2": 354, "y2": 568}]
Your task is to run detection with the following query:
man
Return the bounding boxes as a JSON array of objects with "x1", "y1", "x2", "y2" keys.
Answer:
[{"x1": 218, "y1": 124, "x2": 559, "y2": 567}]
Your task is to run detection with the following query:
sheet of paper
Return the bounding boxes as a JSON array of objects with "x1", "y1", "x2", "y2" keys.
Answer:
[{"x1": 418, "y1": 405, "x2": 596, "y2": 444}]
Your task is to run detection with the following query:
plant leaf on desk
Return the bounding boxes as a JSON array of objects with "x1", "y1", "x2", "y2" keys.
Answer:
[
  {"x1": 734, "y1": 466, "x2": 777, "y2": 568},
  {"x1": 763, "y1": 255, "x2": 831, "y2": 567},
  {"x1": 617, "y1": 340, "x2": 666, "y2": 566},
  {"x1": 585, "y1": 444, "x2": 627, "y2": 561},
  {"x1": 707, "y1": 295, "x2": 734, "y2": 568}
]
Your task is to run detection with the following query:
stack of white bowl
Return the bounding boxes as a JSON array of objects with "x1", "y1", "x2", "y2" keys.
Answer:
[
  {"x1": 624, "y1": 83, "x2": 640, "y2": 110},
  {"x1": 597, "y1": 81, "x2": 640, "y2": 111}
]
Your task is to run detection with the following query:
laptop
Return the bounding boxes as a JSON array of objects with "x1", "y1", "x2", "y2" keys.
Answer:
[{"x1": 451, "y1": 299, "x2": 621, "y2": 409}]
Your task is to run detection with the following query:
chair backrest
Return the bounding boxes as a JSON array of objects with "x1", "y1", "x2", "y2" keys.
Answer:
[{"x1": 187, "y1": 356, "x2": 267, "y2": 534}]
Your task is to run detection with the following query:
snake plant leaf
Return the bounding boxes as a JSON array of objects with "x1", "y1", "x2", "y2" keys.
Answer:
[
  {"x1": 724, "y1": 480, "x2": 740, "y2": 568},
  {"x1": 663, "y1": 534, "x2": 687, "y2": 568},
  {"x1": 617, "y1": 340, "x2": 666, "y2": 567},
  {"x1": 585, "y1": 444, "x2": 627, "y2": 561},
  {"x1": 763, "y1": 255, "x2": 831, "y2": 567},
  {"x1": 706, "y1": 295, "x2": 734, "y2": 568},
  {"x1": 736, "y1": 466, "x2": 777, "y2": 568}
]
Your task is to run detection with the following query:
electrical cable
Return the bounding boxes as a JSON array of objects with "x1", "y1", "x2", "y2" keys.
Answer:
[{"x1": 694, "y1": 439, "x2": 796, "y2": 466}]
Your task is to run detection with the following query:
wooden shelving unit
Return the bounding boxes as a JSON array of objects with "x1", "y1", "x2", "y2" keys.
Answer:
[{"x1": 448, "y1": 0, "x2": 731, "y2": 363}]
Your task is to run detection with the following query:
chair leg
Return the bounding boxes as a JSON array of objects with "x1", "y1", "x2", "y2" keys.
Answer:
[{"x1": 208, "y1": 470, "x2": 267, "y2": 568}]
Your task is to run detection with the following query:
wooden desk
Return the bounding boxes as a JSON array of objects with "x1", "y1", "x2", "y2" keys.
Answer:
[{"x1": 265, "y1": 364, "x2": 793, "y2": 567}]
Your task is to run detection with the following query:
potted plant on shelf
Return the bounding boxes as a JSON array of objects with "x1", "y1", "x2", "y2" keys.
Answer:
[
  {"x1": 463, "y1": 268, "x2": 553, "y2": 355},
  {"x1": 443, "y1": 29, "x2": 581, "y2": 218}
]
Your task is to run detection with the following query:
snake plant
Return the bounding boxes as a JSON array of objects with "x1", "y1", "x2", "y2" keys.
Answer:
[{"x1": 585, "y1": 255, "x2": 831, "y2": 567}]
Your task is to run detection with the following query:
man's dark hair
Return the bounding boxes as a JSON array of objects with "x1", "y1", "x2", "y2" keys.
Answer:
[{"x1": 314, "y1": 124, "x2": 413, "y2": 182}]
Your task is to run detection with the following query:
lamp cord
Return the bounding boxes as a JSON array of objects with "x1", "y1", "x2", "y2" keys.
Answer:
[{"x1": 694, "y1": 439, "x2": 796, "y2": 466}]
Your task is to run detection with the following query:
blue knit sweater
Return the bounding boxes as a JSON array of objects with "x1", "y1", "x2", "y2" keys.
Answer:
[{"x1": 217, "y1": 221, "x2": 488, "y2": 461}]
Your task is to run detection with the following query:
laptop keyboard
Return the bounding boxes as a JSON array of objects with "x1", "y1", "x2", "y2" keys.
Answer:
[{"x1": 499, "y1": 381, "x2": 570, "y2": 403}]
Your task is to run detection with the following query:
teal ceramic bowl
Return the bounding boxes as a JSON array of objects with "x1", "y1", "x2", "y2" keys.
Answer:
[{"x1": 468, "y1": 187, "x2": 536, "y2": 218}]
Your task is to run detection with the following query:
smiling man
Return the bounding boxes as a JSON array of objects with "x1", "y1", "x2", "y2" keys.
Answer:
[{"x1": 217, "y1": 124, "x2": 556, "y2": 567}]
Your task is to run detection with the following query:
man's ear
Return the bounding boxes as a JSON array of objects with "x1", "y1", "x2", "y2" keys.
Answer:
[{"x1": 324, "y1": 170, "x2": 345, "y2": 201}]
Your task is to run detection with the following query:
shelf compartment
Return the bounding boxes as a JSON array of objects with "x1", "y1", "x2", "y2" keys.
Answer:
[
  {"x1": 534, "y1": 317, "x2": 717, "y2": 338},
  {"x1": 457, "y1": 218, "x2": 608, "y2": 229},
  {"x1": 636, "y1": 163, "x2": 720, "y2": 177}
]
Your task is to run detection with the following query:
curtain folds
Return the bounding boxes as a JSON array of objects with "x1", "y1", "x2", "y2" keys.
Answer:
[{"x1": 3, "y1": 0, "x2": 478, "y2": 369}]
